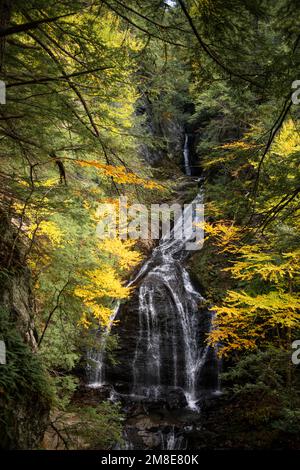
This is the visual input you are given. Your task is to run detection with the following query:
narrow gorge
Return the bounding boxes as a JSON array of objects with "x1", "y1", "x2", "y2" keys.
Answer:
[
  {"x1": 1, "y1": 0, "x2": 300, "y2": 453},
  {"x1": 85, "y1": 136, "x2": 220, "y2": 449}
]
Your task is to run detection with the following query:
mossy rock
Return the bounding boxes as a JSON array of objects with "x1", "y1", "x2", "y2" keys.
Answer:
[{"x1": 0, "y1": 309, "x2": 51, "y2": 449}]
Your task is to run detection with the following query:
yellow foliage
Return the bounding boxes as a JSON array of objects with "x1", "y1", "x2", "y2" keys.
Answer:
[
  {"x1": 75, "y1": 266, "x2": 130, "y2": 300},
  {"x1": 205, "y1": 201, "x2": 223, "y2": 218},
  {"x1": 224, "y1": 247, "x2": 300, "y2": 283},
  {"x1": 75, "y1": 160, "x2": 163, "y2": 190},
  {"x1": 219, "y1": 140, "x2": 259, "y2": 151},
  {"x1": 78, "y1": 312, "x2": 92, "y2": 329},
  {"x1": 75, "y1": 266, "x2": 131, "y2": 327},
  {"x1": 271, "y1": 119, "x2": 300, "y2": 158},
  {"x1": 99, "y1": 238, "x2": 142, "y2": 270},
  {"x1": 202, "y1": 153, "x2": 236, "y2": 169},
  {"x1": 205, "y1": 221, "x2": 242, "y2": 252},
  {"x1": 209, "y1": 290, "x2": 300, "y2": 356},
  {"x1": 84, "y1": 303, "x2": 113, "y2": 326},
  {"x1": 36, "y1": 220, "x2": 64, "y2": 247}
]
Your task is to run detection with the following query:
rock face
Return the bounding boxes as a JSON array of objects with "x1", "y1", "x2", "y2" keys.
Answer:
[
  {"x1": 0, "y1": 211, "x2": 50, "y2": 449},
  {"x1": 137, "y1": 94, "x2": 185, "y2": 167},
  {"x1": 0, "y1": 212, "x2": 38, "y2": 349}
]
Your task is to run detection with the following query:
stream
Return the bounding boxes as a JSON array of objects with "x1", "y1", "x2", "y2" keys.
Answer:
[{"x1": 86, "y1": 134, "x2": 220, "y2": 449}]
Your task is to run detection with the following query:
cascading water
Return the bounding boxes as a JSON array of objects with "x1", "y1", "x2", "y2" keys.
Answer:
[
  {"x1": 160, "y1": 427, "x2": 186, "y2": 450},
  {"x1": 130, "y1": 191, "x2": 211, "y2": 409},
  {"x1": 87, "y1": 303, "x2": 120, "y2": 387},
  {"x1": 183, "y1": 134, "x2": 192, "y2": 176}
]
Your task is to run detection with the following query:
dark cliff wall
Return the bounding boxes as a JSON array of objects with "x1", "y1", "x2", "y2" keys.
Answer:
[
  {"x1": 0, "y1": 212, "x2": 50, "y2": 449},
  {"x1": 137, "y1": 94, "x2": 185, "y2": 167}
]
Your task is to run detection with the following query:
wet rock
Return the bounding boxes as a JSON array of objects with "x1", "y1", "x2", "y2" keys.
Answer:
[
  {"x1": 73, "y1": 383, "x2": 114, "y2": 405},
  {"x1": 166, "y1": 389, "x2": 188, "y2": 410},
  {"x1": 137, "y1": 430, "x2": 161, "y2": 449}
]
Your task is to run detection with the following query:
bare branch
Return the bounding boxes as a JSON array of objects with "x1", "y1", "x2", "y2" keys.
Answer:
[
  {"x1": 38, "y1": 277, "x2": 70, "y2": 348},
  {"x1": 6, "y1": 66, "x2": 113, "y2": 89},
  {"x1": 0, "y1": 12, "x2": 78, "y2": 38},
  {"x1": 100, "y1": 0, "x2": 187, "y2": 48},
  {"x1": 177, "y1": 0, "x2": 262, "y2": 88},
  {"x1": 252, "y1": 98, "x2": 292, "y2": 198}
]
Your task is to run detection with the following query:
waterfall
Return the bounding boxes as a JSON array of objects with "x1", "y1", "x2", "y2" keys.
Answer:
[
  {"x1": 183, "y1": 134, "x2": 191, "y2": 176},
  {"x1": 87, "y1": 133, "x2": 218, "y2": 410},
  {"x1": 87, "y1": 303, "x2": 120, "y2": 387},
  {"x1": 131, "y1": 203, "x2": 209, "y2": 409},
  {"x1": 161, "y1": 427, "x2": 186, "y2": 450},
  {"x1": 130, "y1": 136, "x2": 215, "y2": 410}
]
